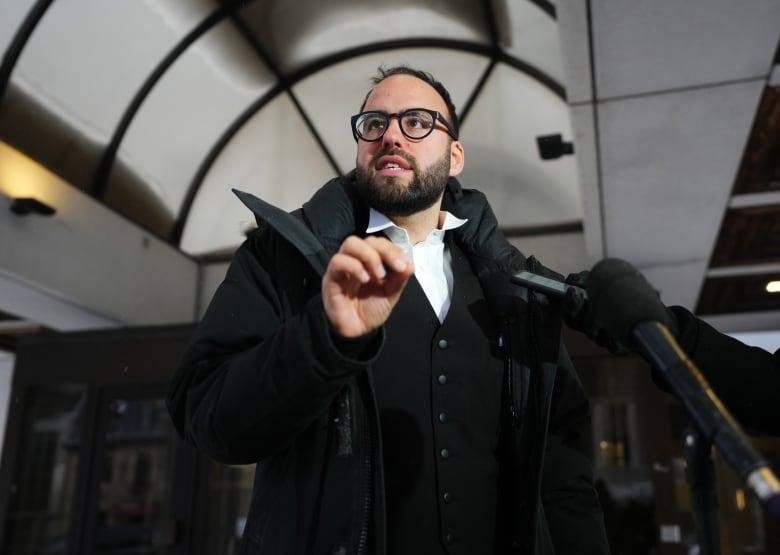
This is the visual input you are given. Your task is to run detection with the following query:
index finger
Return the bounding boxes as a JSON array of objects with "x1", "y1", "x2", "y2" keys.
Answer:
[
  {"x1": 337, "y1": 235, "x2": 411, "y2": 281},
  {"x1": 363, "y1": 235, "x2": 412, "y2": 276}
]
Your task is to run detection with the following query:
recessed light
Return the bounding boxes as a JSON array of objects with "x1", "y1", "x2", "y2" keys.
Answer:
[{"x1": 765, "y1": 281, "x2": 780, "y2": 293}]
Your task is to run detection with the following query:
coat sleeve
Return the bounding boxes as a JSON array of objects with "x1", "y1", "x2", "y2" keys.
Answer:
[
  {"x1": 166, "y1": 229, "x2": 381, "y2": 464},
  {"x1": 540, "y1": 345, "x2": 610, "y2": 555},
  {"x1": 671, "y1": 305, "x2": 780, "y2": 435}
]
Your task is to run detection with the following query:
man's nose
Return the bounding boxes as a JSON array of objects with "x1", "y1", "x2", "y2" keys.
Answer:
[{"x1": 382, "y1": 117, "x2": 405, "y2": 147}]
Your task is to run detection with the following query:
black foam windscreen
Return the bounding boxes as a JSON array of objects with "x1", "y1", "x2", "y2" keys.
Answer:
[{"x1": 586, "y1": 258, "x2": 671, "y2": 343}]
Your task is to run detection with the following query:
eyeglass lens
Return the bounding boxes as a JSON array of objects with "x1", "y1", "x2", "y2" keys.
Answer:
[{"x1": 355, "y1": 110, "x2": 437, "y2": 141}]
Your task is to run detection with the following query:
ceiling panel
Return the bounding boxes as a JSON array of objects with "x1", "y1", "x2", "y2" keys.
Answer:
[
  {"x1": 459, "y1": 62, "x2": 580, "y2": 228},
  {"x1": 598, "y1": 79, "x2": 765, "y2": 266},
  {"x1": 113, "y1": 19, "x2": 277, "y2": 219},
  {"x1": 698, "y1": 273, "x2": 780, "y2": 315},
  {"x1": 0, "y1": 0, "x2": 35, "y2": 56},
  {"x1": 710, "y1": 205, "x2": 780, "y2": 267},
  {"x1": 732, "y1": 86, "x2": 780, "y2": 195},
  {"x1": 501, "y1": 0, "x2": 565, "y2": 84},
  {"x1": 12, "y1": 0, "x2": 209, "y2": 142},
  {"x1": 590, "y1": 0, "x2": 780, "y2": 99},
  {"x1": 180, "y1": 93, "x2": 335, "y2": 256},
  {"x1": 237, "y1": 0, "x2": 490, "y2": 74},
  {"x1": 698, "y1": 83, "x2": 780, "y2": 315}
]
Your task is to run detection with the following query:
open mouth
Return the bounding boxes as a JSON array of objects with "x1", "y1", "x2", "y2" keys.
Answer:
[{"x1": 375, "y1": 154, "x2": 412, "y2": 175}]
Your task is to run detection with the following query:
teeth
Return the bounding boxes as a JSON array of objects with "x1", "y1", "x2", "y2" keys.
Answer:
[{"x1": 385, "y1": 163, "x2": 401, "y2": 170}]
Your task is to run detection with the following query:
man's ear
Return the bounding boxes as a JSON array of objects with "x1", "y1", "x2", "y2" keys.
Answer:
[{"x1": 449, "y1": 141, "x2": 465, "y2": 176}]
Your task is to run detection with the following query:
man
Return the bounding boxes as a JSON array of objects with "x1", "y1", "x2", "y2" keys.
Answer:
[{"x1": 167, "y1": 66, "x2": 608, "y2": 554}]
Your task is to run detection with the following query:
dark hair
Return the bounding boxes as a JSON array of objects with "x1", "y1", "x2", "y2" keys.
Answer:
[{"x1": 359, "y1": 65, "x2": 460, "y2": 138}]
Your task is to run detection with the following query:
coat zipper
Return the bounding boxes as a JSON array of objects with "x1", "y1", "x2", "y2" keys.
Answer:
[
  {"x1": 353, "y1": 375, "x2": 378, "y2": 555},
  {"x1": 502, "y1": 318, "x2": 522, "y2": 428},
  {"x1": 356, "y1": 418, "x2": 373, "y2": 555}
]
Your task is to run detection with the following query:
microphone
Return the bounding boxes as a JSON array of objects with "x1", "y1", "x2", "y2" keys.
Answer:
[
  {"x1": 511, "y1": 270, "x2": 586, "y2": 299},
  {"x1": 587, "y1": 258, "x2": 780, "y2": 521}
]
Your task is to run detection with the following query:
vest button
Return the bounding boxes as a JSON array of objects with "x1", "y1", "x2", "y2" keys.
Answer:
[
  {"x1": 443, "y1": 492, "x2": 452, "y2": 503},
  {"x1": 438, "y1": 412, "x2": 448, "y2": 423},
  {"x1": 445, "y1": 533, "x2": 454, "y2": 544},
  {"x1": 437, "y1": 339, "x2": 448, "y2": 349},
  {"x1": 437, "y1": 374, "x2": 448, "y2": 385},
  {"x1": 440, "y1": 448, "x2": 450, "y2": 459}
]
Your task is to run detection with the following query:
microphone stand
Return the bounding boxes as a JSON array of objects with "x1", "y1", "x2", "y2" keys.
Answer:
[{"x1": 681, "y1": 423, "x2": 720, "y2": 555}]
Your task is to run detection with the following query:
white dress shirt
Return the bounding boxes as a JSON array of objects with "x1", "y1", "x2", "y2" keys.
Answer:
[{"x1": 366, "y1": 208, "x2": 468, "y2": 322}]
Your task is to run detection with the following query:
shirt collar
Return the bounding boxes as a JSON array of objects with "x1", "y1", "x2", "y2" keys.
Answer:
[{"x1": 366, "y1": 207, "x2": 468, "y2": 238}]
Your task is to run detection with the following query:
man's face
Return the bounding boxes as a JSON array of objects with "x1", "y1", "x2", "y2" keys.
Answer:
[{"x1": 354, "y1": 74, "x2": 464, "y2": 217}]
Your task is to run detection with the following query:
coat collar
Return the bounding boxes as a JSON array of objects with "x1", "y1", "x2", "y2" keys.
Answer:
[{"x1": 300, "y1": 171, "x2": 526, "y2": 275}]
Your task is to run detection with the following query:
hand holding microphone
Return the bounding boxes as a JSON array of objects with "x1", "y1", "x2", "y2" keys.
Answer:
[{"x1": 510, "y1": 269, "x2": 632, "y2": 355}]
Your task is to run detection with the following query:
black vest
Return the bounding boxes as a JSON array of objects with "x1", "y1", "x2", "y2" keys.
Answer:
[{"x1": 372, "y1": 240, "x2": 504, "y2": 554}]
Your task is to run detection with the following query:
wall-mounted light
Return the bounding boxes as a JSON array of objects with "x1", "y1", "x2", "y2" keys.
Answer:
[
  {"x1": 10, "y1": 197, "x2": 56, "y2": 216},
  {"x1": 536, "y1": 133, "x2": 574, "y2": 160}
]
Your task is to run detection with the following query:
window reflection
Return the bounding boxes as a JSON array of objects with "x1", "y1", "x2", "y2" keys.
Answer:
[
  {"x1": 2, "y1": 385, "x2": 85, "y2": 554},
  {"x1": 203, "y1": 463, "x2": 255, "y2": 555},
  {"x1": 94, "y1": 397, "x2": 171, "y2": 554},
  {"x1": 2, "y1": 388, "x2": 175, "y2": 555}
]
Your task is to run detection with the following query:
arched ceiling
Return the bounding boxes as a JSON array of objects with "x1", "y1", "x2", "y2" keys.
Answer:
[
  {"x1": 1, "y1": 0, "x2": 780, "y2": 347},
  {"x1": 1, "y1": 0, "x2": 579, "y2": 260}
]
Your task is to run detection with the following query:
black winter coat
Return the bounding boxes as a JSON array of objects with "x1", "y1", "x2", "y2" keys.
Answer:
[
  {"x1": 672, "y1": 305, "x2": 780, "y2": 436},
  {"x1": 166, "y1": 174, "x2": 609, "y2": 555}
]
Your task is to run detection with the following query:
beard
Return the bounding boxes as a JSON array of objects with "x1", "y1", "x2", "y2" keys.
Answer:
[{"x1": 355, "y1": 148, "x2": 451, "y2": 217}]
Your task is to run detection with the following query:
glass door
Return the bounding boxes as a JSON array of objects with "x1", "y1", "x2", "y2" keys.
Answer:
[
  {"x1": 0, "y1": 326, "x2": 259, "y2": 555},
  {"x1": 0, "y1": 384, "x2": 87, "y2": 554},
  {"x1": 0, "y1": 384, "x2": 187, "y2": 555},
  {"x1": 81, "y1": 387, "x2": 175, "y2": 555}
]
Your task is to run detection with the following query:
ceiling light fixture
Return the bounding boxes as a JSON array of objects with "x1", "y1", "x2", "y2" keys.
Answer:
[
  {"x1": 9, "y1": 197, "x2": 56, "y2": 217},
  {"x1": 536, "y1": 133, "x2": 574, "y2": 160},
  {"x1": 765, "y1": 281, "x2": 780, "y2": 294}
]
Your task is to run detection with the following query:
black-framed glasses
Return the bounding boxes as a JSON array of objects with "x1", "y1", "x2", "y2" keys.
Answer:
[{"x1": 350, "y1": 108, "x2": 458, "y2": 142}]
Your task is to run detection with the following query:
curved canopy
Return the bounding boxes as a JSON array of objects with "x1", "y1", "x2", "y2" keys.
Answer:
[
  {"x1": 2, "y1": 0, "x2": 780, "y2": 340},
  {"x1": 1, "y1": 0, "x2": 579, "y2": 260}
]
